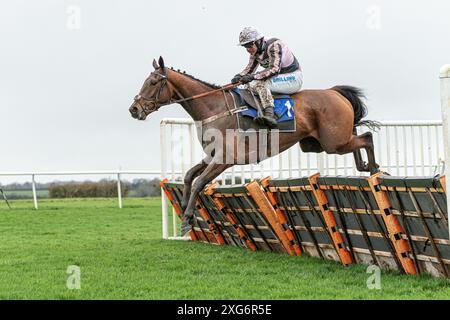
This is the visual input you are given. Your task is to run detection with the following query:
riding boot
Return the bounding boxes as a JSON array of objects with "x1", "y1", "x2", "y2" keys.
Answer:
[{"x1": 262, "y1": 105, "x2": 278, "y2": 128}]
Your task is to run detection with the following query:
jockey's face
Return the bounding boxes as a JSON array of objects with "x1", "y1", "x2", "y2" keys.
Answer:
[{"x1": 245, "y1": 42, "x2": 258, "y2": 55}]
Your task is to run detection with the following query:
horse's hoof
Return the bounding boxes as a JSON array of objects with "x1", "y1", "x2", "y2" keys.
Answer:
[
  {"x1": 180, "y1": 219, "x2": 192, "y2": 236},
  {"x1": 355, "y1": 161, "x2": 370, "y2": 172},
  {"x1": 369, "y1": 165, "x2": 382, "y2": 174}
]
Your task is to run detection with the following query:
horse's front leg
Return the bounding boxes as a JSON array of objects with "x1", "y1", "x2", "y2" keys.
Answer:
[
  {"x1": 181, "y1": 161, "x2": 232, "y2": 235},
  {"x1": 181, "y1": 157, "x2": 210, "y2": 212}
]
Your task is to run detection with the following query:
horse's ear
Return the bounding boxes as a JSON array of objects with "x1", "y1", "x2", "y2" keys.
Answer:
[
  {"x1": 158, "y1": 56, "x2": 165, "y2": 69},
  {"x1": 152, "y1": 58, "x2": 159, "y2": 70}
]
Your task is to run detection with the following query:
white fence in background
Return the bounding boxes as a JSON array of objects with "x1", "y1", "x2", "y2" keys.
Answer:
[
  {"x1": 0, "y1": 170, "x2": 160, "y2": 209},
  {"x1": 159, "y1": 118, "x2": 445, "y2": 239}
]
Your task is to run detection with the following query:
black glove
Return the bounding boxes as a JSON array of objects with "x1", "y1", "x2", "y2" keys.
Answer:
[
  {"x1": 231, "y1": 74, "x2": 242, "y2": 84},
  {"x1": 240, "y1": 74, "x2": 254, "y2": 84}
]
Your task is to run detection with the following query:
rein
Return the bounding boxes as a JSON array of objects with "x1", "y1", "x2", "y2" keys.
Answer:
[
  {"x1": 167, "y1": 81, "x2": 246, "y2": 125},
  {"x1": 135, "y1": 74, "x2": 240, "y2": 112},
  {"x1": 166, "y1": 83, "x2": 240, "y2": 106}
]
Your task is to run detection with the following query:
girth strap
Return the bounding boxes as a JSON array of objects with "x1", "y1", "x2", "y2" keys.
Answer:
[{"x1": 201, "y1": 91, "x2": 246, "y2": 125}]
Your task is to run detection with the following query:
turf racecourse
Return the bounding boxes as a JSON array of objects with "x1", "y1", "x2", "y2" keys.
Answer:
[{"x1": 1, "y1": 198, "x2": 449, "y2": 300}]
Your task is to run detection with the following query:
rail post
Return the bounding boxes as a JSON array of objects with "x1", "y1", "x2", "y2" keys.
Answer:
[
  {"x1": 160, "y1": 121, "x2": 169, "y2": 239},
  {"x1": 31, "y1": 174, "x2": 38, "y2": 210},
  {"x1": 117, "y1": 173, "x2": 122, "y2": 209},
  {"x1": 440, "y1": 64, "x2": 450, "y2": 239},
  {"x1": 317, "y1": 153, "x2": 325, "y2": 173}
]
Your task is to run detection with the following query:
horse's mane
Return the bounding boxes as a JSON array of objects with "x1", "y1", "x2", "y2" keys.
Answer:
[{"x1": 169, "y1": 67, "x2": 222, "y2": 89}]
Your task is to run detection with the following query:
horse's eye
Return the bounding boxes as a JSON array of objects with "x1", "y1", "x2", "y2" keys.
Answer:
[{"x1": 150, "y1": 78, "x2": 158, "y2": 85}]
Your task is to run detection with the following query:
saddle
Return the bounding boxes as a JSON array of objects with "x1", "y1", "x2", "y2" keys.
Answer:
[
  {"x1": 231, "y1": 88, "x2": 297, "y2": 132},
  {"x1": 232, "y1": 88, "x2": 296, "y2": 123}
]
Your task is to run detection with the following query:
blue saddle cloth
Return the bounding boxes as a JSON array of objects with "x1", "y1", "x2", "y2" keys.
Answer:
[{"x1": 233, "y1": 88, "x2": 295, "y2": 123}]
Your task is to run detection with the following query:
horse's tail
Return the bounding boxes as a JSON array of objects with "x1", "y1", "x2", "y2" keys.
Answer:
[{"x1": 331, "y1": 85, "x2": 381, "y2": 131}]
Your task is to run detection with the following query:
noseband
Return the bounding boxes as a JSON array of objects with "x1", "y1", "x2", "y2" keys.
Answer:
[{"x1": 134, "y1": 73, "x2": 173, "y2": 115}]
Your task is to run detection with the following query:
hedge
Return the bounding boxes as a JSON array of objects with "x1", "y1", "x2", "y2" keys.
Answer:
[{"x1": 49, "y1": 181, "x2": 129, "y2": 198}]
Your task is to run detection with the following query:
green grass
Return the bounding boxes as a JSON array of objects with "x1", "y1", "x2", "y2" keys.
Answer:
[{"x1": 1, "y1": 197, "x2": 450, "y2": 299}]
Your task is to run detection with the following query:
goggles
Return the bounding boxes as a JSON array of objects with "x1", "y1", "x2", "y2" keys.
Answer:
[{"x1": 243, "y1": 41, "x2": 255, "y2": 49}]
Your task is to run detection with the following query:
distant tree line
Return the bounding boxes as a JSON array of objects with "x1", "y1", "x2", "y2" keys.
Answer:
[
  {"x1": 49, "y1": 181, "x2": 130, "y2": 198},
  {"x1": 0, "y1": 178, "x2": 164, "y2": 199},
  {"x1": 0, "y1": 176, "x2": 250, "y2": 200},
  {"x1": 1, "y1": 181, "x2": 49, "y2": 191}
]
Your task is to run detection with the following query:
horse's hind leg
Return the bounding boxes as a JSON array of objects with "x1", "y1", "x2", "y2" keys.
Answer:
[
  {"x1": 336, "y1": 131, "x2": 380, "y2": 174},
  {"x1": 353, "y1": 149, "x2": 367, "y2": 171},
  {"x1": 363, "y1": 132, "x2": 380, "y2": 174},
  {"x1": 351, "y1": 129, "x2": 371, "y2": 172}
]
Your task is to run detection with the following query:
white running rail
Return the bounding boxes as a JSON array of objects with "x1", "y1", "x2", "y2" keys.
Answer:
[{"x1": 0, "y1": 170, "x2": 160, "y2": 209}]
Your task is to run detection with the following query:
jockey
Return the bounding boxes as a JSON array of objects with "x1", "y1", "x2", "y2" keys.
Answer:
[{"x1": 232, "y1": 27, "x2": 303, "y2": 127}]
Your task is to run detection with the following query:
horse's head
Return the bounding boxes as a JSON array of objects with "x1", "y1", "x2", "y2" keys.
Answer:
[{"x1": 129, "y1": 56, "x2": 174, "y2": 120}]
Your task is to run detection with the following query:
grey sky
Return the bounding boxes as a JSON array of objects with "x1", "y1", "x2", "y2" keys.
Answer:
[{"x1": 1, "y1": 0, "x2": 449, "y2": 181}]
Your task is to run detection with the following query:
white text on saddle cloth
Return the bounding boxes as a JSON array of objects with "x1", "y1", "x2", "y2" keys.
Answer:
[{"x1": 285, "y1": 100, "x2": 293, "y2": 117}]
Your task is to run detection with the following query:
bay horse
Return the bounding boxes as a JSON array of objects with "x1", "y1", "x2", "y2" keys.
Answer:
[{"x1": 129, "y1": 56, "x2": 380, "y2": 234}]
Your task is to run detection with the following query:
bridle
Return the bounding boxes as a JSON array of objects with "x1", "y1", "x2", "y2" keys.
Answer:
[{"x1": 133, "y1": 73, "x2": 176, "y2": 115}]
